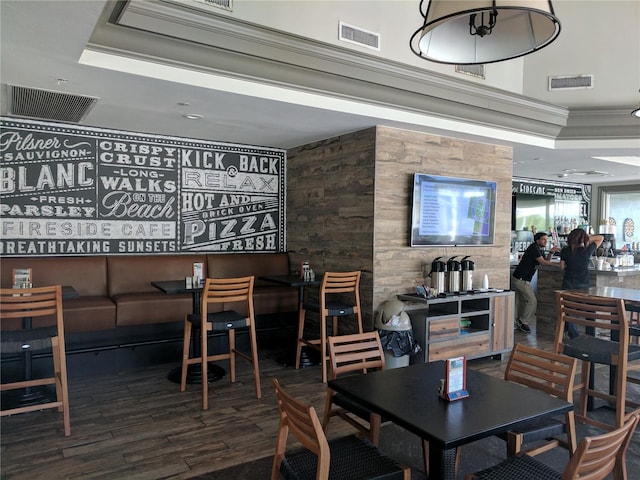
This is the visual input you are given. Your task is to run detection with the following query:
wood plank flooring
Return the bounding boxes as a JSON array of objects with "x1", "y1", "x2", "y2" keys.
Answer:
[{"x1": 1, "y1": 330, "x2": 637, "y2": 479}]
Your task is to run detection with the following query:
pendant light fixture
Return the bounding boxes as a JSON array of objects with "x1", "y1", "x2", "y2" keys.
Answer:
[{"x1": 410, "y1": 0, "x2": 561, "y2": 65}]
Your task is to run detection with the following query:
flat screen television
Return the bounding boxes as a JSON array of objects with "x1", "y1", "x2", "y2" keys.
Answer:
[{"x1": 410, "y1": 173, "x2": 497, "y2": 246}]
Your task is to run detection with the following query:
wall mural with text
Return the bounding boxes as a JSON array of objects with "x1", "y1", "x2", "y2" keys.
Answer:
[{"x1": 0, "y1": 117, "x2": 286, "y2": 256}]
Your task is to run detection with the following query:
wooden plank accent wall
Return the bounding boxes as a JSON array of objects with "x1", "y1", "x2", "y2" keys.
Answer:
[
  {"x1": 287, "y1": 126, "x2": 513, "y2": 330},
  {"x1": 287, "y1": 128, "x2": 376, "y2": 331},
  {"x1": 374, "y1": 127, "x2": 513, "y2": 318}
]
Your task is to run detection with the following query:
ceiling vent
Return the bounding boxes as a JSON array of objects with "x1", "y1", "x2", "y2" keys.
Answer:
[
  {"x1": 455, "y1": 64, "x2": 485, "y2": 79},
  {"x1": 182, "y1": 0, "x2": 232, "y2": 11},
  {"x1": 6, "y1": 84, "x2": 99, "y2": 123},
  {"x1": 339, "y1": 22, "x2": 380, "y2": 51},
  {"x1": 548, "y1": 74, "x2": 594, "y2": 91}
]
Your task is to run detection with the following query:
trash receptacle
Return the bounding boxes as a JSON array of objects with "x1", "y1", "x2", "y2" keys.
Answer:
[{"x1": 376, "y1": 299, "x2": 422, "y2": 369}]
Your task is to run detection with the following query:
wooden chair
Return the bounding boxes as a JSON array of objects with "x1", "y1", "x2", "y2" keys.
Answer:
[
  {"x1": 0, "y1": 285, "x2": 71, "y2": 436},
  {"x1": 180, "y1": 276, "x2": 261, "y2": 409},
  {"x1": 296, "y1": 271, "x2": 363, "y2": 383},
  {"x1": 626, "y1": 301, "x2": 640, "y2": 408},
  {"x1": 465, "y1": 413, "x2": 639, "y2": 480},
  {"x1": 627, "y1": 301, "x2": 640, "y2": 346},
  {"x1": 554, "y1": 291, "x2": 640, "y2": 430},
  {"x1": 322, "y1": 331, "x2": 385, "y2": 446},
  {"x1": 501, "y1": 343, "x2": 578, "y2": 457},
  {"x1": 271, "y1": 378, "x2": 410, "y2": 480}
]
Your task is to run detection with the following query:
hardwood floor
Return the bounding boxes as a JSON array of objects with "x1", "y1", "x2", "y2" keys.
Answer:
[{"x1": 1, "y1": 330, "x2": 637, "y2": 479}]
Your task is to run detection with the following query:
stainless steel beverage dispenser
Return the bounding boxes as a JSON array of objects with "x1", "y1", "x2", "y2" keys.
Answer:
[
  {"x1": 447, "y1": 256, "x2": 461, "y2": 293},
  {"x1": 428, "y1": 257, "x2": 447, "y2": 294},
  {"x1": 461, "y1": 255, "x2": 475, "y2": 291}
]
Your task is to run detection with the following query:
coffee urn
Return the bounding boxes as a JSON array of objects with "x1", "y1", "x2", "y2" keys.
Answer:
[
  {"x1": 428, "y1": 257, "x2": 447, "y2": 294},
  {"x1": 447, "y1": 256, "x2": 462, "y2": 293},
  {"x1": 461, "y1": 256, "x2": 475, "y2": 291}
]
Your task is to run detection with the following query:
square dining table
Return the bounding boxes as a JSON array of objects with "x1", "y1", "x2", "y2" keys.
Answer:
[{"x1": 328, "y1": 361, "x2": 573, "y2": 480}]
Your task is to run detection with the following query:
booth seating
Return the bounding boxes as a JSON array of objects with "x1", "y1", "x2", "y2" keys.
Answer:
[{"x1": 0, "y1": 254, "x2": 298, "y2": 372}]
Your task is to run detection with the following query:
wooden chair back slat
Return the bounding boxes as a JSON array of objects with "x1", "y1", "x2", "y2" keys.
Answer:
[{"x1": 561, "y1": 414, "x2": 638, "y2": 480}]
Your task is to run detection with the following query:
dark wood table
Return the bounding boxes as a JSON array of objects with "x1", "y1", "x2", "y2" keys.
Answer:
[
  {"x1": 151, "y1": 280, "x2": 225, "y2": 384},
  {"x1": 328, "y1": 361, "x2": 573, "y2": 480},
  {"x1": 258, "y1": 275, "x2": 322, "y2": 304},
  {"x1": 571, "y1": 286, "x2": 640, "y2": 303},
  {"x1": 258, "y1": 275, "x2": 322, "y2": 366}
]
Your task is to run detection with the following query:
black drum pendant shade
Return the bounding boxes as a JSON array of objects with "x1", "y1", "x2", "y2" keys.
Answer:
[{"x1": 410, "y1": 0, "x2": 561, "y2": 65}]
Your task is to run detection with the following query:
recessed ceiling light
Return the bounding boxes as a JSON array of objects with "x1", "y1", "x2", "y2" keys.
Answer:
[
  {"x1": 178, "y1": 102, "x2": 191, "y2": 106},
  {"x1": 631, "y1": 107, "x2": 640, "y2": 118},
  {"x1": 183, "y1": 114, "x2": 203, "y2": 120}
]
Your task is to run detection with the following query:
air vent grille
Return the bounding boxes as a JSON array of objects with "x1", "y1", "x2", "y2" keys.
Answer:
[
  {"x1": 7, "y1": 85, "x2": 98, "y2": 123},
  {"x1": 548, "y1": 74, "x2": 594, "y2": 90},
  {"x1": 455, "y1": 64, "x2": 485, "y2": 79},
  {"x1": 189, "y1": 0, "x2": 232, "y2": 11},
  {"x1": 339, "y1": 22, "x2": 380, "y2": 50}
]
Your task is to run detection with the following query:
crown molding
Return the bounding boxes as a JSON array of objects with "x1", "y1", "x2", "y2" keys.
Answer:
[{"x1": 85, "y1": 0, "x2": 579, "y2": 144}]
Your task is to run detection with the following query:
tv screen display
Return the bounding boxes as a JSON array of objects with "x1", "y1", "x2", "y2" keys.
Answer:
[{"x1": 410, "y1": 174, "x2": 497, "y2": 246}]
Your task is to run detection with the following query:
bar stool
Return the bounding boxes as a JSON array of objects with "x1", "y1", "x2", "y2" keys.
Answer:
[
  {"x1": 0, "y1": 285, "x2": 71, "y2": 436},
  {"x1": 295, "y1": 271, "x2": 363, "y2": 383},
  {"x1": 180, "y1": 276, "x2": 261, "y2": 409},
  {"x1": 627, "y1": 301, "x2": 640, "y2": 345},
  {"x1": 626, "y1": 301, "x2": 640, "y2": 408},
  {"x1": 554, "y1": 291, "x2": 640, "y2": 430}
]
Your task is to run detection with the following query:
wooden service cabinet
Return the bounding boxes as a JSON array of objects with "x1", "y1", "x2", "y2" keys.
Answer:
[{"x1": 399, "y1": 291, "x2": 515, "y2": 363}]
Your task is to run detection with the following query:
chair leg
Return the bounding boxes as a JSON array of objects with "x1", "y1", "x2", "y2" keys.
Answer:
[
  {"x1": 566, "y1": 410, "x2": 577, "y2": 454},
  {"x1": 578, "y1": 360, "x2": 591, "y2": 422},
  {"x1": 180, "y1": 320, "x2": 192, "y2": 392},
  {"x1": 615, "y1": 361, "x2": 627, "y2": 428},
  {"x1": 52, "y1": 336, "x2": 71, "y2": 436},
  {"x1": 320, "y1": 314, "x2": 328, "y2": 384},
  {"x1": 506, "y1": 432, "x2": 523, "y2": 456},
  {"x1": 355, "y1": 310, "x2": 363, "y2": 334},
  {"x1": 248, "y1": 324, "x2": 262, "y2": 399},
  {"x1": 229, "y1": 329, "x2": 236, "y2": 384},
  {"x1": 52, "y1": 337, "x2": 63, "y2": 409},
  {"x1": 421, "y1": 439, "x2": 430, "y2": 477},
  {"x1": 369, "y1": 413, "x2": 381, "y2": 447},
  {"x1": 322, "y1": 391, "x2": 333, "y2": 434},
  {"x1": 201, "y1": 324, "x2": 209, "y2": 410},
  {"x1": 295, "y1": 307, "x2": 306, "y2": 370}
]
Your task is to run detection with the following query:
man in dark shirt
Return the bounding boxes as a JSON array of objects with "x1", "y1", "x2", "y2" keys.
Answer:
[{"x1": 512, "y1": 232, "x2": 560, "y2": 332}]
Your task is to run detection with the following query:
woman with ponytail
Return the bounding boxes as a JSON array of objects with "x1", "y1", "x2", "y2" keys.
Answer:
[{"x1": 560, "y1": 228, "x2": 604, "y2": 338}]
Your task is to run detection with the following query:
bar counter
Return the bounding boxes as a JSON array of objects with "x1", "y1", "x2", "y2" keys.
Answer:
[{"x1": 536, "y1": 264, "x2": 640, "y2": 336}]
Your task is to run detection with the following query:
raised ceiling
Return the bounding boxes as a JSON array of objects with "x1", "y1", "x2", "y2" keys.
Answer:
[{"x1": 1, "y1": 0, "x2": 639, "y2": 185}]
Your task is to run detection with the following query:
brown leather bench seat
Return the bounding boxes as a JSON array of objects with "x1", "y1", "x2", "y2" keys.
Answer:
[
  {"x1": 0, "y1": 256, "x2": 116, "y2": 333},
  {"x1": 1, "y1": 253, "x2": 298, "y2": 345},
  {"x1": 107, "y1": 254, "x2": 207, "y2": 327}
]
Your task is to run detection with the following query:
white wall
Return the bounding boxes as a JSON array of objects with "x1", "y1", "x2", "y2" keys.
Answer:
[{"x1": 216, "y1": 0, "x2": 525, "y2": 94}]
